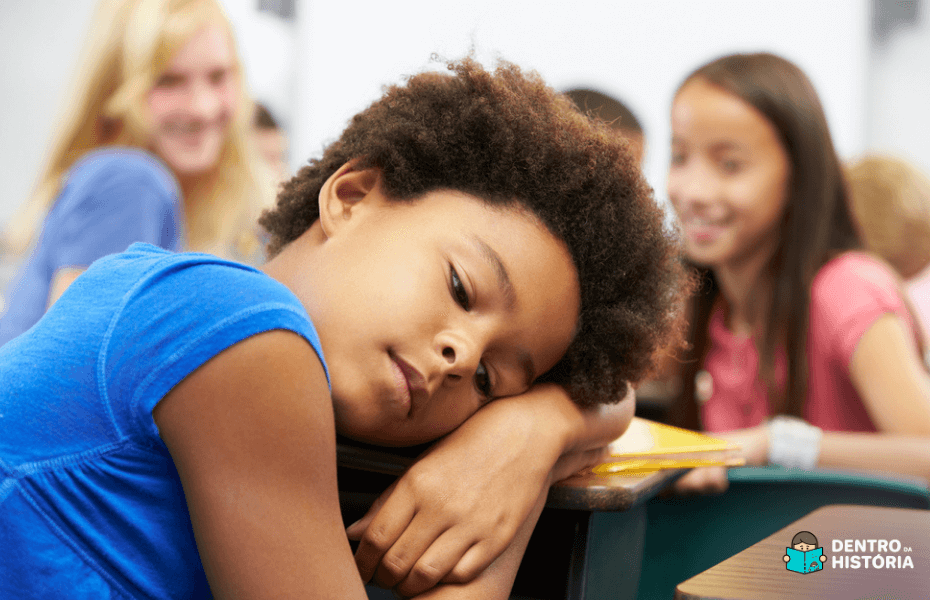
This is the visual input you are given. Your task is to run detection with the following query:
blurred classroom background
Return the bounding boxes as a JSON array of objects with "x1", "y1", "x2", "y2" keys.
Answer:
[{"x1": 0, "y1": 0, "x2": 926, "y2": 253}]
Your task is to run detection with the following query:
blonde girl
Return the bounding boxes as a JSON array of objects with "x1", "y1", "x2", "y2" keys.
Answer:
[
  {"x1": 0, "y1": 0, "x2": 272, "y2": 345},
  {"x1": 846, "y1": 154, "x2": 930, "y2": 341}
]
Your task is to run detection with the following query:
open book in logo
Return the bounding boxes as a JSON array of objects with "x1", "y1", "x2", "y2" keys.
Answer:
[{"x1": 784, "y1": 531, "x2": 827, "y2": 574}]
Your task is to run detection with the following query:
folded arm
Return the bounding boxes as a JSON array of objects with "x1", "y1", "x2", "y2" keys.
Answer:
[{"x1": 349, "y1": 383, "x2": 635, "y2": 596}]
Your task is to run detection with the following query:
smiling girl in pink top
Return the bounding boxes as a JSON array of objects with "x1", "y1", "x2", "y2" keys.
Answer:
[{"x1": 663, "y1": 52, "x2": 930, "y2": 493}]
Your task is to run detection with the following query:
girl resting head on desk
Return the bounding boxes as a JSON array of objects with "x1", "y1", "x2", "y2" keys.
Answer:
[
  {"x1": 0, "y1": 0, "x2": 273, "y2": 346},
  {"x1": 663, "y1": 52, "x2": 930, "y2": 494},
  {"x1": 0, "y1": 57, "x2": 689, "y2": 599}
]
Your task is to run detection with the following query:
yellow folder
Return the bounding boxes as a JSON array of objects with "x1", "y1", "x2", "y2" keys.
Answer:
[{"x1": 592, "y1": 417, "x2": 745, "y2": 475}]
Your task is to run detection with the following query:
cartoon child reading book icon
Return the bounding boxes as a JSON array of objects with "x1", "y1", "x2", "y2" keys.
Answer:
[{"x1": 784, "y1": 531, "x2": 827, "y2": 573}]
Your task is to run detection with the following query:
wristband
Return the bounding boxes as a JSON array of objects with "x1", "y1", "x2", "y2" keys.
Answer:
[{"x1": 767, "y1": 415, "x2": 822, "y2": 470}]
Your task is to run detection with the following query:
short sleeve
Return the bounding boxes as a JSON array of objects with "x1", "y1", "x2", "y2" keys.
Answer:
[
  {"x1": 94, "y1": 253, "x2": 327, "y2": 442},
  {"x1": 49, "y1": 150, "x2": 182, "y2": 269},
  {"x1": 811, "y1": 253, "x2": 913, "y2": 368}
]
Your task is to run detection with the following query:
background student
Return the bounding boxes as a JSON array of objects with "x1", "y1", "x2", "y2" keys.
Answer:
[
  {"x1": 846, "y1": 154, "x2": 930, "y2": 344},
  {"x1": 252, "y1": 102, "x2": 290, "y2": 185},
  {"x1": 663, "y1": 52, "x2": 930, "y2": 493},
  {"x1": 563, "y1": 87, "x2": 646, "y2": 166},
  {"x1": 0, "y1": 57, "x2": 688, "y2": 599},
  {"x1": 0, "y1": 0, "x2": 273, "y2": 346}
]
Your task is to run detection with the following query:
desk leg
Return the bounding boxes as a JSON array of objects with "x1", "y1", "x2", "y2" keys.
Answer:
[
  {"x1": 582, "y1": 505, "x2": 646, "y2": 600},
  {"x1": 565, "y1": 510, "x2": 591, "y2": 600}
]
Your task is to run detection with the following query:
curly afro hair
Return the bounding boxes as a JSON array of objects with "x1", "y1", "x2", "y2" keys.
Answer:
[{"x1": 260, "y1": 57, "x2": 689, "y2": 407}]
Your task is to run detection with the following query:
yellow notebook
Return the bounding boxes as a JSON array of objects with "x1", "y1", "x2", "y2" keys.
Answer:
[{"x1": 592, "y1": 418, "x2": 745, "y2": 475}]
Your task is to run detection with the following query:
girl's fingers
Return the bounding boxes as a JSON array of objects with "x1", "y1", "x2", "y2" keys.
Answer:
[
  {"x1": 440, "y1": 536, "x2": 511, "y2": 585},
  {"x1": 673, "y1": 466, "x2": 729, "y2": 495},
  {"x1": 551, "y1": 446, "x2": 611, "y2": 482},
  {"x1": 370, "y1": 512, "x2": 451, "y2": 590},
  {"x1": 353, "y1": 489, "x2": 417, "y2": 583},
  {"x1": 346, "y1": 481, "x2": 397, "y2": 541},
  {"x1": 392, "y1": 529, "x2": 479, "y2": 597}
]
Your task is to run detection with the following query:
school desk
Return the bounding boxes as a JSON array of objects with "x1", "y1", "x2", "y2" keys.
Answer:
[
  {"x1": 674, "y1": 504, "x2": 930, "y2": 600},
  {"x1": 336, "y1": 439, "x2": 686, "y2": 600}
]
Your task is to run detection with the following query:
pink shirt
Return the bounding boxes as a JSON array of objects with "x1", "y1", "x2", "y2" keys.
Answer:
[
  {"x1": 905, "y1": 264, "x2": 930, "y2": 346},
  {"x1": 701, "y1": 252, "x2": 920, "y2": 433}
]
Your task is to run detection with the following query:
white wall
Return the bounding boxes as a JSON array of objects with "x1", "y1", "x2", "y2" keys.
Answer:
[
  {"x1": 8, "y1": 0, "x2": 929, "y2": 232},
  {"x1": 222, "y1": 0, "x2": 295, "y2": 128},
  {"x1": 867, "y1": 7, "x2": 930, "y2": 177},
  {"x1": 292, "y1": 0, "x2": 871, "y2": 209},
  {"x1": 0, "y1": 0, "x2": 98, "y2": 225}
]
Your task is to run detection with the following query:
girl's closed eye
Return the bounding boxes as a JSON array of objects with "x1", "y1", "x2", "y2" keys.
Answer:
[
  {"x1": 209, "y1": 68, "x2": 229, "y2": 86},
  {"x1": 475, "y1": 362, "x2": 493, "y2": 401},
  {"x1": 155, "y1": 73, "x2": 184, "y2": 89},
  {"x1": 449, "y1": 265, "x2": 495, "y2": 401},
  {"x1": 720, "y1": 158, "x2": 744, "y2": 174},
  {"x1": 450, "y1": 265, "x2": 471, "y2": 311}
]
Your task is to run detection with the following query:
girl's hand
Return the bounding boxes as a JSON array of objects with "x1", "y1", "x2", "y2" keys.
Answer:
[
  {"x1": 716, "y1": 424, "x2": 769, "y2": 467},
  {"x1": 673, "y1": 465, "x2": 729, "y2": 495},
  {"x1": 346, "y1": 383, "x2": 633, "y2": 597},
  {"x1": 672, "y1": 425, "x2": 769, "y2": 495}
]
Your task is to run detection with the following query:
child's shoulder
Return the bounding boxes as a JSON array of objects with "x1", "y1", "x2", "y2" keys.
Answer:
[
  {"x1": 76, "y1": 245, "x2": 318, "y2": 361},
  {"x1": 67, "y1": 147, "x2": 178, "y2": 194},
  {"x1": 813, "y1": 251, "x2": 901, "y2": 299},
  {"x1": 96, "y1": 245, "x2": 311, "y2": 329},
  {"x1": 89, "y1": 246, "x2": 329, "y2": 428},
  {"x1": 810, "y1": 251, "x2": 909, "y2": 333}
]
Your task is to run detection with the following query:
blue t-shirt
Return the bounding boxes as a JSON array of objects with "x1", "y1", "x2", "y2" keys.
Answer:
[
  {"x1": 0, "y1": 148, "x2": 183, "y2": 346},
  {"x1": 0, "y1": 243, "x2": 326, "y2": 599}
]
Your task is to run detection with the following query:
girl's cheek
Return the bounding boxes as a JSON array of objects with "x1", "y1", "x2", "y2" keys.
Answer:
[{"x1": 220, "y1": 84, "x2": 238, "y2": 119}]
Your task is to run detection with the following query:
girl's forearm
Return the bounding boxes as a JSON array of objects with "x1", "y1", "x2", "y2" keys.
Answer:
[
  {"x1": 490, "y1": 382, "x2": 634, "y2": 461},
  {"x1": 536, "y1": 386, "x2": 636, "y2": 455},
  {"x1": 563, "y1": 385, "x2": 635, "y2": 453},
  {"x1": 818, "y1": 432, "x2": 930, "y2": 480}
]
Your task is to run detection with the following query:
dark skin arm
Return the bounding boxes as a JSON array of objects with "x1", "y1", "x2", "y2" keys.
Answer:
[
  {"x1": 154, "y1": 330, "x2": 370, "y2": 599},
  {"x1": 154, "y1": 329, "x2": 552, "y2": 599}
]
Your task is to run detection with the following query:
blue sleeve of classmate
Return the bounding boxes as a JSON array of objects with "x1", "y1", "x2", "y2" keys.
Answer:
[{"x1": 47, "y1": 148, "x2": 183, "y2": 269}]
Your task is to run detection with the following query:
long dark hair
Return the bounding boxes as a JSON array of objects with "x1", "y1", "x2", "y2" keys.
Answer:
[{"x1": 666, "y1": 53, "x2": 860, "y2": 429}]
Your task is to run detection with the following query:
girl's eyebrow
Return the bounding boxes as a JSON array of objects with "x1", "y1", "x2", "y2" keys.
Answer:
[
  {"x1": 708, "y1": 140, "x2": 748, "y2": 154},
  {"x1": 470, "y1": 235, "x2": 536, "y2": 388},
  {"x1": 470, "y1": 235, "x2": 516, "y2": 309}
]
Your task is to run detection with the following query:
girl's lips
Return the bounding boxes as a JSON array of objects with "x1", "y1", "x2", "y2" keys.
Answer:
[
  {"x1": 389, "y1": 358, "x2": 411, "y2": 413},
  {"x1": 389, "y1": 353, "x2": 427, "y2": 416},
  {"x1": 683, "y1": 219, "x2": 727, "y2": 244}
]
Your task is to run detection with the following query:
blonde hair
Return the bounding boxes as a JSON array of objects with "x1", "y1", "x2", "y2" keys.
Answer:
[
  {"x1": 846, "y1": 155, "x2": 930, "y2": 279},
  {"x1": 2, "y1": 0, "x2": 274, "y2": 261}
]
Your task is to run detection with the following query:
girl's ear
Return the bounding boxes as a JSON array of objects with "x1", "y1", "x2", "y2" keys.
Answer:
[{"x1": 318, "y1": 162, "x2": 381, "y2": 239}]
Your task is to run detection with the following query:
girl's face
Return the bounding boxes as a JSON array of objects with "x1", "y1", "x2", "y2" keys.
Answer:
[
  {"x1": 288, "y1": 177, "x2": 580, "y2": 446},
  {"x1": 147, "y1": 24, "x2": 237, "y2": 177},
  {"x1": 668, "y1": 78, "x2": 791, "y2": 272}
]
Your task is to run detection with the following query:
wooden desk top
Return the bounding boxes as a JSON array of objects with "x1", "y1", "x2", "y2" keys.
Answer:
[
  {"x1": 337, "y1": 441, "x2": 685, "y2": 512},
  {"x1": 675, "y1": 504, "x2": 930, "y2": 600}
]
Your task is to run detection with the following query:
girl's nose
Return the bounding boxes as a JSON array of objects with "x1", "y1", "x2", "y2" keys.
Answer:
[
  {"x1": 669, "y1": 162, "x2": 718, "y2": 214},
  {"x1": 187, "y1": 81, "x2": 222, "y2": 120},
  {"x1": 436, "y1": 332, "x2": 479, "y2": 384}
]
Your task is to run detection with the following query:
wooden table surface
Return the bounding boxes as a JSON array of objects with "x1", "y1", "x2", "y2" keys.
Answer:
[
  {"x1": 675, "y1": 504, "x2": 930, "y2": 600},
  {"x1": 336, "y1": 440, "x2": 685, "y2": 512}
]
